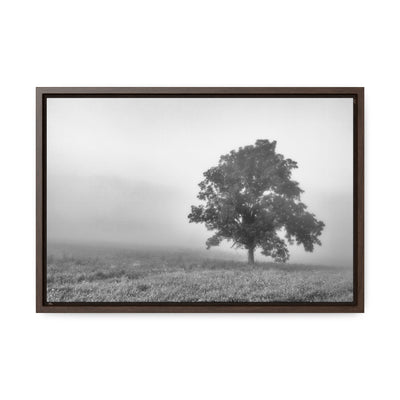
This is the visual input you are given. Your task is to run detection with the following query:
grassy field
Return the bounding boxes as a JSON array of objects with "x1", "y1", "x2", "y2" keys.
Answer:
[{"x1": 46, "y1": 245, "x2": 353, "y2": 303}]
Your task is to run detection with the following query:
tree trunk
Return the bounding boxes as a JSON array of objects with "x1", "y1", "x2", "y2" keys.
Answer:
[{"x1": 247, "y1": 247, "x2": 255, "y2": 264}]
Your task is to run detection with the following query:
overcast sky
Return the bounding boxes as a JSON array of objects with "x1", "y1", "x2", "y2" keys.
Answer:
[{"x1": 47, "y1": 97, "x2": 353, "y2": 266}]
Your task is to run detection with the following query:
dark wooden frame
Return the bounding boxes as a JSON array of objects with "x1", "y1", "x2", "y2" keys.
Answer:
[{"x1": 36, "y1": 87, "x2": 364, "y2": 313}]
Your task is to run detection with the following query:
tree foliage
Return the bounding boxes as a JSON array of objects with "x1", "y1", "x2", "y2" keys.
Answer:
[{"x1": 188, "y1": 140, "x2": 325, "y2": 263}]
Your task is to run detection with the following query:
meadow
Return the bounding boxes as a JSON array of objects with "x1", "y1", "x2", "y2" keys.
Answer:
[{"x1": 47, "y1": 245, "x2": 353, "y2": 303}]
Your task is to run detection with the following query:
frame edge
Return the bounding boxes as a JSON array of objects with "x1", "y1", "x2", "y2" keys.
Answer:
[{"x1": 36, "y1": 88, "x2": 44, "y2": 312}]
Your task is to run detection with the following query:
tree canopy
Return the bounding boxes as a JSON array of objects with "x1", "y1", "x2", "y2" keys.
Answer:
[{"x1": 188, "y1": 140, "x2": 325, "y2": 264}]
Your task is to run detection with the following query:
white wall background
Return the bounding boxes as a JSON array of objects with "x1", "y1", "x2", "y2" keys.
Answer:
[{"x1": 0, "y1": 1, "x2": 398, "y2": 399}]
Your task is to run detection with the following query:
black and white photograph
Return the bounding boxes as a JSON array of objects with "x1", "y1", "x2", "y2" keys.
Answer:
[
  {"x1": 10, "y1": 0, "x2": 400, "y2": 398},
  {"x1": 45, "y1": 93, "x2": 356, "y2": 304}
]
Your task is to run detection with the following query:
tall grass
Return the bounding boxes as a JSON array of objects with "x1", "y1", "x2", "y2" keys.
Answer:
[{"x1": 46, "y1": 247, "x2": 353, "y2": 303}]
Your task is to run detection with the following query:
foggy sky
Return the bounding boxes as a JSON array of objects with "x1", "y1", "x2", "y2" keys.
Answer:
[{"x1": 47, "y1": 97, "x2": 353, "y2": 266}]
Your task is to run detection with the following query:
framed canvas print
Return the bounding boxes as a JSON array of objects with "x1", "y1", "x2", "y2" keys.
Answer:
[{"x1": 36, "y1": 87, "x2": 364, "y2": 312}]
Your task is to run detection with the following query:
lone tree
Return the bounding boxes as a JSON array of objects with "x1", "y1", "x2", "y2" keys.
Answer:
[{"x1": 188, "y1": 140, "x2": 324, "y2": 264}]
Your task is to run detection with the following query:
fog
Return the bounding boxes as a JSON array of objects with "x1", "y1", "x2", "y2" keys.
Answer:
[{"x1": 47, "y1": 97, "x2": 353, "y2": 266}]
